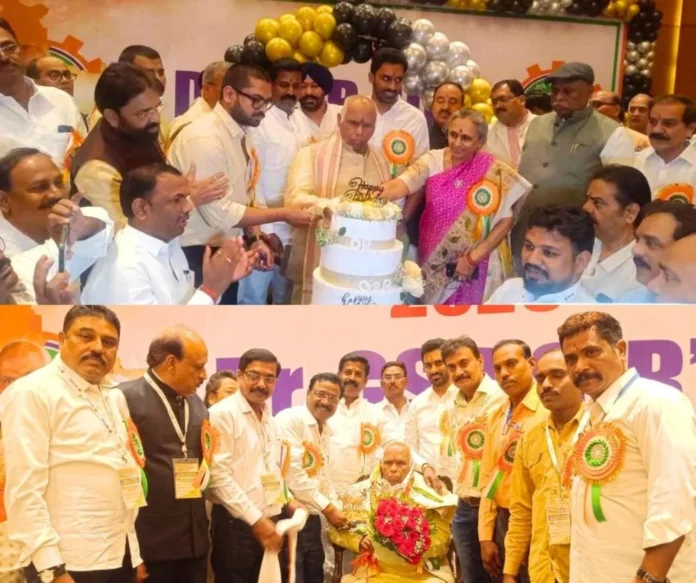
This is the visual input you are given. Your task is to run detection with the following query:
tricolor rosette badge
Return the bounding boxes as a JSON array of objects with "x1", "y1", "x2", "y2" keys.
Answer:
[
  {"x1": 566, "y1": 423, "x2": 627, "y2": 522},
  {"x1": 485, "y1": 431, "x2": 522, "y2": 500},
  {"x1": 657, "y1": 183, "x2": 694, "y2": 205},
  {"x1": 125, "y1": 418, "x2": 148, "y2": 498},
  {"x1": 468, "y1": 179, "x2": 501, "y2": 240},
  {"x1": 194, "y1": 419, "x2": 219, "y2": 490},
  {"x1": 383, "y1": 130, "x2": 415, "y2": 178},
  {"x1": 301, "y1": 440, "x2": 324, "y2": 478},
  {"x1": 359, "y1": 423, "x2": 382, "y2": 473},
  {"x1": 457, "y1": 420, "x2": 486, "y2": 488}
]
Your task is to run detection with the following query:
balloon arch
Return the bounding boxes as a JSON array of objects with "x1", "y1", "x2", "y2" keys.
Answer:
[{"x1": 224, "y1": 0, "x2": 663, "y2": 115}]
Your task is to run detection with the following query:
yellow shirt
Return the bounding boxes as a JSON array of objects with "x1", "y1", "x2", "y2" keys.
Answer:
[
  {"x1": 448, "y1": 374, "x2": 507, "y2": 499},
  {"x1": 478, "y1": 385, "x2": 547, "y2": 541},
  {"x1": 503, "y1": 408, "x2": 584, "y2": 583}
]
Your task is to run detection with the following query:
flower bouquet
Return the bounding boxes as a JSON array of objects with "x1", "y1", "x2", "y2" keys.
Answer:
[{"x1": 370, "y1": 496, "x2": 433, "y2": 566}]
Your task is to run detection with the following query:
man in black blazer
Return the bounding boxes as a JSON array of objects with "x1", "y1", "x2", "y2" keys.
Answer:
[{"x1": 117, "y1": 326, "x2": 210, "y2": 583}]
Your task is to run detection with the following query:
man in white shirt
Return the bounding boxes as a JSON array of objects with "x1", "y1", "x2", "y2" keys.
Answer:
[
  {"x1": 239, "y1": 58, "x2": 304, "y2": 305},
  {"x1": 82, "y1": 163, "x2": 254, "y2": 305},
  {"x1": 405, "y1": 338, "x2": 457, "y2": 486},
  {"x1": 377, "y1": 361, "x2": 410, "y2": 441},
  {"x1": 590, "y1": 89, "x2": 650, "y2": 151},
  {"x1": 488, "y1": 205, "x2": 596, "y2": 304},
  {"x1": 2, "y1": 306, "x2": 146, "y2": 583},
  {"x1": 275, "y1": 372, "x2": 350, "y2": 583},
  {"x1": 207, "y1": 349, "x2": 333, "y2": 583},
  {"x1": 622, "y1": 200, "x2": 696, "y2": 302},
  {"x1": 168, "y1": 63, "x2": 317, "y2": 305},
  {"x1": 559, "y1": 311, "x2": 696, "y2": 583},
  {"x1": 0, "y1": 19, "x2": 86, "y2": 168},
  {"x1": 634, "y1": 95, "x2": 696, "y2": 202},
  {"x1": 168, "y1": 61, "x2": 231, "y2": 147},
  {"x1": 26, "y1": 57, "x2": 77, "y2": 97},
  {"x1": 581, "y1": 165, "x2": 652, "y2": 301},
  {"x1": 292, "y1": 62, "x2": 341, "y2": 148},
  {"x1": 647, "y1": 232, "x2": 696, "y2": 303},
  {"x1": 487, "y1": 80, "x2": 536, "y2": 169},
  {"x1": 368, "y1": 48, "x2": 429, "y2": 169}
]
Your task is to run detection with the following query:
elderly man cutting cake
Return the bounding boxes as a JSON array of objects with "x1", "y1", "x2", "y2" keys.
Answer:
[{"x1": 329, "y1": 442, "x2": 457, "y2": 583}]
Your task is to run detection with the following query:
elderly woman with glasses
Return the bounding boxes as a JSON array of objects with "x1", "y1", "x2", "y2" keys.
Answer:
[{"x1": 380, "y1": 109, "x2": 531, "y2": 304}]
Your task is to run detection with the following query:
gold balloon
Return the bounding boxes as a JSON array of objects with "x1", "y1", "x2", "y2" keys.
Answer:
[
  {"x1": 471, "y1": 102, "x2": 494, "y2": 124},
  {"x1": 316, "y1": 5, "x2": 334, "y2": 14},
  {"x1": 265, "y1": 37, "x2": 293, "y2": 62},
  {"x1": 293, "y1": 51, "x2": 308, "y2": 64},
  {"x1": 464, "y1": 94, "x2": 472, "y2": 109},
  {"x1": 626, "y1": 4, "x2": 640, "y2": 19},
  {"x1": 255, "y1": 18, "x2": 279, "y2": 45},
  {"x1": 298, "y1": 31, "x2": 323, "y2": 58},
  {"x1": 278, "y1": 13, "x2": 296, "y2": 23},
  {"x1": 296, "y1": 6, "x2": 318, "y2": 32},
  {"x1": 279, "y1": 18, "x2": 304, "y2": 47},
  {"x1": 469, "y1": 78, "x2": 492, "y2": 105},
  {"x1": 319, "y1": 40, "x2": 344, "y2": 68},
  {"x1": 314, "y1": 13, "x2": 336, "y2": 41}
]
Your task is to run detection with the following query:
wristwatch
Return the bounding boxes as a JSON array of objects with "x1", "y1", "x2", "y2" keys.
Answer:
[
  {"x1": 38, "y1": 564, "x2": 67, "y2": 582},
  {"x1": 636, "y1": 568, "x2": 669, "y2": 583}
]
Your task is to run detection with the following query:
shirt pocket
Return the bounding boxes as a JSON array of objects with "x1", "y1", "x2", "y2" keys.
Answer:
[
  {"x1": 38, "y1": 132, "x2": 71, "y2": 162},
  {"x1": 526, "y1": 447, "x2": 547, "y2": 486}
]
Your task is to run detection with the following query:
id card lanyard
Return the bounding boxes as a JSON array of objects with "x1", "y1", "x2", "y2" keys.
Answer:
[{"x1": 145, "y1": 373, "x2": 190, "y2": 458}]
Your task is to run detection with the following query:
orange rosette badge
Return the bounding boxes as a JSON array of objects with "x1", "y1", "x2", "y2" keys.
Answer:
[
  {"x1": 657, "y1": 183, "x2": 694, "y2": 205},
  {"x1": 301, "y1": 440, "x2": 324, "y2": 478},
  {"x1": 359, "y1": 422, "x2": 381, "y2": 472},
  {"x1": 383, "y1": 130, "x2": 415, "y2": 177},
  {"x1": 468, "y1": 179, "x2": 501, "y2": 217}
]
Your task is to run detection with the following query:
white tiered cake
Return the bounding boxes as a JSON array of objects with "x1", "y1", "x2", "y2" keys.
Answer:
[{"x1": 311, "y1": 200, "x2": 422, "y2": 305}]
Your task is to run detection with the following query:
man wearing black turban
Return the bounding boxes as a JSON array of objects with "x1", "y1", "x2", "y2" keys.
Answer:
[{"x1": 292, "y1": 62, "x2": 342, "y2": 146}]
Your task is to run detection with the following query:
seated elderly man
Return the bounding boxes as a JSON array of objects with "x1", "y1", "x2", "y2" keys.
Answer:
[{"x1": 330, "y1": 442, "x2": 457, "y2": 583}]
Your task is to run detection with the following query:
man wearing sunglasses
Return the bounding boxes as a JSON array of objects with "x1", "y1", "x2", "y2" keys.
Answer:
[
  {"x1": 0, "y1": 18, "x2": 87, "y2": 168},
  {"x1": 169, "y1": 64, "x2": 317, "y2": 305}
]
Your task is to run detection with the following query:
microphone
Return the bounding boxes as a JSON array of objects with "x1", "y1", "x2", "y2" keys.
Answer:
[{"x1": 58, "y1": 224, "x2": 70, "y2": 273}]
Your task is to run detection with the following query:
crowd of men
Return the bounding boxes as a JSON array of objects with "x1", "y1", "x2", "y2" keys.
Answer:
[
  {"x1": 0, "y1": 306, "x2": 693, "y2": 583},
  {"x1": 2, "y1": 18, "x2": 696, "y2": 306}
]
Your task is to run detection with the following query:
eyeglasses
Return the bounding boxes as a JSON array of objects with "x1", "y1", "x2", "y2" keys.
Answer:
[
  {"x1": 311, "y1": 390, "x2": 340, "y2": 404},
  {"x1": 46, "y1": 70, "x2": 78, "y2": 82},
  {"x1": 232, "y1": 86, "x2": 273, "y2": 111},
  {"x1": 490, "y1": 95, "x2": 515, "y2": 106},
  {"x1": 590, "y1": 100, "x2": 616, "y2": 109},
  {"x1": 0, "y1": 41, "x2": 19, "y2": 57},
  {"x1": 134, "y1": 103, "x2": 164, "y2": 121},
  {"x1": 382, "y1": 374, "x2": 405, "y2": 382},
  {"x1": 244, "y1": 371, "x2": 277, "y2": 385}
]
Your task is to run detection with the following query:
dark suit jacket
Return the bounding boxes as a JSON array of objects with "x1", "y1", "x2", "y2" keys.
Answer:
[{"x1": 118, "y1": 374, "x2": 209, "y2": 562}]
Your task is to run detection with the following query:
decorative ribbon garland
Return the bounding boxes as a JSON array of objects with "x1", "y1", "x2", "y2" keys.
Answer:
[
  {"x1": 359, "y1": 423, "x2": 381, "y2": 473},
  {"x1": 383, "y1": 130, "x2": 415, "y2": 178},
  {"x1": 564, "y1": 422, "x2": 627, "y2": 522},
  {"x1": 485, "y1": 431, "x2": 522, "y2": 500},
  {"x1": 457, "y1": 419, "x2": 487, "y2": 488},
  {"x1": 125, "y1": 418, "x2": 149, "y2": 499}
]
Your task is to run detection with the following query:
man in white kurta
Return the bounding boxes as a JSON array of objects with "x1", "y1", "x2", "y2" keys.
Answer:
[
  {"x1": 376, "y1": 362, "x2": 411, "y2": 441},
  {"x1": 292, "y1": 62, "x2": 341, "y2": 148},
  {"x1": 559, "y1": 311, "x2": 696, "y2": 583},
  {"x1": 487, "y1": 80, "x2": 536, "y2": 169}
]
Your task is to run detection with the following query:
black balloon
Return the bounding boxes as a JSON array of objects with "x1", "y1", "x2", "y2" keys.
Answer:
[
  {"x1": 350, "y1": 38, "x2": 374, "y2": 64},
  {"x1": 386, "y1": 18, "x2": 412, "y2": 49},
  {"x1": 353, "y1": 4, "x2": 377, "y2": 36},
  {"x1": 224, "y1": 44, "x2": 244, "y2": 64},
  {"x1": 489, "y1": 0, "x2": 532, "y2": 13},
  {"x1": 333, "y1": 1, "x2": 355, "y2": 25},
  {"x1": 332, "y1": 22, "x2": 359, "y2": 52},
  {"x1": 244, "y1": 33, "x2": 257, "y2": 45},
  {"x1": 241, "y1": 40, "x2": 269, "y2": 68},
  {"x1": 375, "y1": 8, "x2": 397, "y2": 39}
]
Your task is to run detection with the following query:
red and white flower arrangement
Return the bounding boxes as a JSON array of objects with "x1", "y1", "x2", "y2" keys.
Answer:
[{"x1": 370, "y1": 496, "x2": 433, "y2": 565}]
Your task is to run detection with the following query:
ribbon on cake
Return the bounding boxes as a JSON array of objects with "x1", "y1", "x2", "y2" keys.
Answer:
[
  {"x1": 458, "y1": 418, "x2": 487, "y2": 488},
  {"x1": 320, "y1": 268, "x2": 396, "y2": 292},
  {"x1": 564, "y1": 422, "x2": 627, "y2": 523}
]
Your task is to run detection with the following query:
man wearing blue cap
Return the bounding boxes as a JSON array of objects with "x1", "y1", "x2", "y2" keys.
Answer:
[
  {"x1": 292, "y1": 62, "x2": 342, "y2": 147},
  {"x1": 513, "y1": 62, "x2": 635, "y2": 270}
]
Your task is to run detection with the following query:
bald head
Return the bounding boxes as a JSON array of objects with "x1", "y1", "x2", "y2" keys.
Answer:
[
  {"x1": 380, "y1": 441, "x2": 412, "y2": 485},
  {"x1": 0, "y1": 340, "x2": 50, "y2": 393},
  {"x1": 339, "y1": 95, "x2": 377, "y2": 154},
  {"x1": 147, "y1": 326, "x2": 209, "y2": 396},
  {"x1": 647, "y1": 234, "x2": 696, "y2": 303},
  {"x1": 591, "y1": 90, "x2": 622, "y2": 122},
  {"x1": 26, "y1": 56, "x2": 75, "y2": 95},
  {"x1": 628, "y1": 93, "x2": 653, "y2": 134}
]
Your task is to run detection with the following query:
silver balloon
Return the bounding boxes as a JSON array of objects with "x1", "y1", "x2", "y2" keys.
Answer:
[
  {"x1": 403, "y1": 72, "x2": 424, "y2": 96},
  {"x1": 626, "y1": 50, "x2": 639, "y2": 63},
  {"x1": 625, "y1": 64, "x2": 638, "y2": 76},
  {"x1": 627, "y1": 41, "x2": 636, "y2": 51},
  {"x1": 411, "y1": 19, "x2": 436, "y2": 47},
  {"x1": 423, "y1": 60, "x2": 449, "y2": 88},
  {"x1": 561, "y1": 0, "x2": 573, "y2": 6},
  {"x1": 426, "y1": 33, "x2": 450, "y2": 61},
  {"x1": 448, "y1": 65, "x2": 474, "y2": 91},
  {"x1": 550, "y1": 2, "x2": 562, "y2": 12},
  {"x1": 421, "y1": 88, "x2": 435, "y2": 109},
  {"x1": 466, "y1": 59, "x2": 481, "y2": 78},
  {"x1": 638, "y1": 41, "x2": 652, "y2": 55},
  {"x1": 403, "y1": 43, "x2": 428, "y2": 74},
  {"x1": 531, "y1": 0, "x2": 541, "y2": 10},
  {"x1": 636, "y1": 57, "x2": 649, "y2": 69},
  {"x1": 640, "y1": 69, "x2": 652, "y2": 78},
  {"x1": 646, "y1": 51, "x2": 655, "y2": 60},
  {"x1": 447, "y1": 41, "x2": 471, "y2": 69}
]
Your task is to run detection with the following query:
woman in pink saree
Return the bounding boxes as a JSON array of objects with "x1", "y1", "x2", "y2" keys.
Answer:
[{"x1": 381, "y1": 110, "x2": 531, "y2": 304}]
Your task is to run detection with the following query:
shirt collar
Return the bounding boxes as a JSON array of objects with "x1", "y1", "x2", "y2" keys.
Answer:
[
  {"x1": 593, "y1": 367, "x2": 638, "y2": 413},
  {"x1": 300, "y1": 403, "x2": 319, "y2": 427},
  {"x1": 339, "y1": 395, "x2": 365, "y2": 412},
  {"x1": 545, "y1": 403, "x2": 585, "y2": 432},
  {"x1": 148, "y1": 369, "x2": 182, "y2": 402},
  {"x1": 519, "y1": 382, "x2": 541, "y2": 412},
  {"x1": 593, "y1": 239, "x2": 636, "y2": 273},
  {"x1": 454, "y1": 374, "x2": 495, "y2": 405},
  {"x1": 427, "y1": 384, "x2": 457, "y2": 402},
  {"x1": 53, "y1": 355, "x2": 101, "y2": 394},
  {"x1": 213, "y1": 102, "x2": 244, "y2": 140},
  {"x1": 236, "y1": 388, "x2": 271, "y2": 420},
  {"x1": 646, "y1": 140, "x2": 696, "y2": 166},
  {"x1": 123, "y1": 225, "x2": 173, "y2": 258},
  {"x1": 554, "y1": 106, "x2": 594, "y2": 126},
  {"x1": 530, "y1": 279, "x2": 594, "y2": 303}
]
